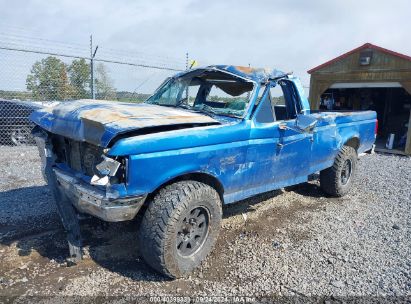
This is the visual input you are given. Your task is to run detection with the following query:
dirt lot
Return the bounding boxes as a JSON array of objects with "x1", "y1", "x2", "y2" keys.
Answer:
[{"x1": 0, "y1": 146, "x2": 410, "y2": 302}]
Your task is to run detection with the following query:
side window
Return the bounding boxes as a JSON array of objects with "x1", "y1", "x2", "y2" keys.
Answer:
[
  {"x1": 279, "y1": 80, "x2": 302, "y2": 120},
  {"x1": 255, "y1": 86, "x2": 275, "y2": 123},
  {"x1": 254, "y1": 81, "x2": 303, "y2": 123},
  {"x1": 270, "y1": 85, "x2": 285, "y2": 106},
  {"x1": 270, "y1": 83, "x2": 288, "y2": 121},
  {"x1": 270, "y1": 81, "x2": 302, "y2": 121},
  {"x1": 254, "y1": 85, "x2": 267, "y2": 106}
]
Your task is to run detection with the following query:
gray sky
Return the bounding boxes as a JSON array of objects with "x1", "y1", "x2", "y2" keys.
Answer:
[{"x1": 1, "y1": 0, "x2": 410, "y2": 93}]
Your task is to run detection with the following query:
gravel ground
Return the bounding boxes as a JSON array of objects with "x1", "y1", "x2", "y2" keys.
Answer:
[{"x1": 0, "y1": 146, "x2": 410, "y2": 302}]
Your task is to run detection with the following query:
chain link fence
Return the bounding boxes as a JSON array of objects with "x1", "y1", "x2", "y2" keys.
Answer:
[{"x1": 0, "y1": 42, "x2": 185, "y2": 146}]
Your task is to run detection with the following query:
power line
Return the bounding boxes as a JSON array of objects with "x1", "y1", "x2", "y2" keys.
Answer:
[
  {"x1": 0, "y1": 31, "x2": 183, "y2": 66},
  {"x1": 99, "y1": 46, "x2": 183, "y2": 63},
  {"x1": 94, "y1": 58, "x2": 182, "y2": 71},
  {"x1": 0, "y1": 46, "x2": 89, "y2": 60},
  {"x1": 0, "y1": 45, "x2": 183, "y2": 71},
  {"x1": 0, "y1": 32, "x2": 87, "y2": 48},
  {"x1": 0, "y1": 34, "x2": 184, "y2": 69}
]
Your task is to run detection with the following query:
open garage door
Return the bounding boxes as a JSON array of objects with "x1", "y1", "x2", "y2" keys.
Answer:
[{"x1": 320, "y1": 83, "x2": 411, "y2": 155}]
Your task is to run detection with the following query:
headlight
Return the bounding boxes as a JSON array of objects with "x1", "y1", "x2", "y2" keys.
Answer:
[
  {"x1": 90, "y1": 155, "x2": 121, "y2": 186},
  {"x1": 95, "y1": 155, "x2": 121, "y2": 176}
]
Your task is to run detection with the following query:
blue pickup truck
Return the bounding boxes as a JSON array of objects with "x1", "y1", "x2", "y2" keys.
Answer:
[{"x1": 31, "y1": 65, "x2": 377, "y2": 278}]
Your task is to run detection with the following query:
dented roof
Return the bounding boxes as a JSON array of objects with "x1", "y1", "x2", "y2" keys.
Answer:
[{"x1": 176, "y1": 65, "x2": 287, "y2": 83}]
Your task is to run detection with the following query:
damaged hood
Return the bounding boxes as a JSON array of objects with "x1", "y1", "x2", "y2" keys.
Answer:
[{"x1": 30, "y1": 99, "x2": 219, "y2": 147}]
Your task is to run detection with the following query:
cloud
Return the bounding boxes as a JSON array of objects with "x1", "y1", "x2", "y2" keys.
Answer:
[{"x1": 1, "y1": 0, "x2": 410, "y2": 91}]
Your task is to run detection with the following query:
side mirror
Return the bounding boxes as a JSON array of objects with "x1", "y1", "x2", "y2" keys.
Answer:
[{"x1": 295, "y1": 114, "x2": 317, "y2": 133}]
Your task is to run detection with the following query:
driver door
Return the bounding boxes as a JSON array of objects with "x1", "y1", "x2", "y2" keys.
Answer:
[{"x1": 246, "y1": 81, "x2": 313, "y2": 191}]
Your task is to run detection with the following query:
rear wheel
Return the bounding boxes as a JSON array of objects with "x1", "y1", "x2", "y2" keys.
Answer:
[
  {"x1": 137, "y1": 181, "x2": 222, "y2": 278},
  {"x1": 320, "y1": 146, "x2": 357, "y2": 197}
]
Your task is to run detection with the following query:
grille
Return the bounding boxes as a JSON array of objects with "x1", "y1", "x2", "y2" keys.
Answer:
[{"x1": 52, "y1": 136, "x2": 103, "y2": 177}]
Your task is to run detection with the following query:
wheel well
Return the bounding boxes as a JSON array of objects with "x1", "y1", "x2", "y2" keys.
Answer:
[
  {"x1": 149, "y1": 172, "x2": 225, "y2": 203},
  {"x1": 344, "y1": 137, "x2": 360, "y2": 151}
]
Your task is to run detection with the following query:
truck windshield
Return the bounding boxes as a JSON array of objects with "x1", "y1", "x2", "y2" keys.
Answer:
[{"x1": 145, "y1": 69, "x2": 255, "y2": 118}]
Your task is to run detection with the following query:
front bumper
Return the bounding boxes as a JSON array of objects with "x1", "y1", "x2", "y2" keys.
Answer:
[{"x1": 54, "y1": 168, "x2": 146, "y2": 222}]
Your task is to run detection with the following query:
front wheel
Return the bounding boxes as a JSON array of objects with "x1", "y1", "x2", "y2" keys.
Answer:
[
  {"x1": 320, "y1": 146, "x2": 358, "y2": 197},
  {"x1": 137, "y1": 181, "x2": 222, "y2": 278}
]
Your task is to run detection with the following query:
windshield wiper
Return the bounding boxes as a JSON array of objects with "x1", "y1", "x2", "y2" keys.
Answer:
[
  {"x1": 194, "y1": 104, "x2": 218, "y2": 116},
  {"x1": 177, "y1": 103, "x2": 192, "y2": 110},
  {"x1": 217, "y1": 112, "x2": 241, "y2": 118},
  {"x1": 155, "y1": 104, "x2": 175, "y2": 107},
  {"x1": 174, "y1": 101, "x2": 214, "y2": 116}
]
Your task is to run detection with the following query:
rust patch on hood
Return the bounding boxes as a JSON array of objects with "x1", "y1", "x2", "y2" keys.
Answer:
[{"x1": 31, "y1": 99, "x2": 220, "y2": 147}]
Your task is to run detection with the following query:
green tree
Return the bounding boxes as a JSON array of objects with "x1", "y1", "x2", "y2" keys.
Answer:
[
  {"x1": 26, "y1": 56, "x2": 72, "y2": 101},
  {"x1": 95, "y1": 63, "x2": 116, "y2": 100},
  {"x1": 68, "y1": 58, "x2": 90, "y2": 99}
]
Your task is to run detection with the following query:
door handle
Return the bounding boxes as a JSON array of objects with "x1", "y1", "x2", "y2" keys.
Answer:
[
  {"x1": 278, "y1": 123, "x2": 287, "y2": 131},
  {"x1": 277, "y1": 137, "x2": 309, "y2": 149}
]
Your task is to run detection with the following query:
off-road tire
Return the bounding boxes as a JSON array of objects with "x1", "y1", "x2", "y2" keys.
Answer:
[
  {"x1": 320, "y1": 146, "x2": 358, "y2": 197},
  {"x1": 137, "y1": 181, "x2": 222, "y2": 278}
]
